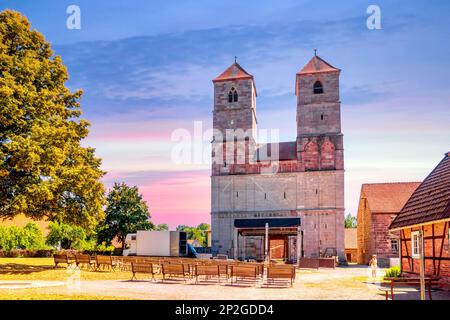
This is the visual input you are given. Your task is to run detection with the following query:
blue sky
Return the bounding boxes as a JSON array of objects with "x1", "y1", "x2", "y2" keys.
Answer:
[{"x1": 2, "y1": 1, "x2": 449, "y2": 227}]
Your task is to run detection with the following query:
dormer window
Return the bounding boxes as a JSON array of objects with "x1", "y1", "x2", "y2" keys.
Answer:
[
  {"x1": 228, "y1": 87, "x2": 238, "y2": 103},
  {"x1": 313, "y1": 81, "x2": 323, "y2": 94}
]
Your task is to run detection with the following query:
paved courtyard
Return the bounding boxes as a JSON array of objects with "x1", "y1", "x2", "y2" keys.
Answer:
[{"x1": 1, "y1": 265, "x2": 449, "y2": 300}]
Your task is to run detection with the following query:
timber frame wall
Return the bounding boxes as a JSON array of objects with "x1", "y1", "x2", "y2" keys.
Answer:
[{"x1": 399, "y1": 221, "x2": 450, "y2": 288}]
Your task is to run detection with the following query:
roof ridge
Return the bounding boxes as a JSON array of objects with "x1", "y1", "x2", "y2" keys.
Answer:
[{"x1": 362, "y1": 181, "x2": 421, "y2": 186}]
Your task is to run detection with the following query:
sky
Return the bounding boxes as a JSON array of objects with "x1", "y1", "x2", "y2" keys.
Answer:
[{"x1": 1, "y1": 1, "x2": 449, "y2": 229}]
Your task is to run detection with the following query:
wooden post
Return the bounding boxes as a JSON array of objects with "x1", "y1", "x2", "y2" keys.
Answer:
[
  {"x1": 233, "y1": 227, "x2": 238, "y2": 260},
  {"x1": 419, "y1": 226, "x2": 426, "y2": 300},
  {"x1": 265, "y1": 223, "x2": 269, "y2": 262},
  {"x1": 297, "y1": 226, "x2": 302, "y2": 265}
]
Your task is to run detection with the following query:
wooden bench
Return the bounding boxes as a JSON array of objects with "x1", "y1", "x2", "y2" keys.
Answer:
[
  {"x1": 161, "y1": 264, "x2": 189, "y2": 282},
  {"x1": 53, "y1": 254, "x2": 73, "y2": 268},
  {"x1": 230, "y1": 265, "x2": 259, "y2": 284},
  {"x1": 131, "y1": 263, "x2": 156, "y2": 281},
  {"x1": 194, "y1": 265, "x2": 221, "y2": 283},
  {"x1": 385, "y1": 277, "x2": 441, "y2": 300},
  {"x1": 95, "y1": 255, "x2": 117, "y2": 271},
  {"x1": 266, "y1": 265, "x2": 296, "y2": 287},
  {"x1": 75, "y1": 254, "x2": 95, "y2": 270}
]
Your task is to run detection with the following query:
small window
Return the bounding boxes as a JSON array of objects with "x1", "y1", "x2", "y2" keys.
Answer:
[
  {"x1": 320, "y1": 114, "x2": 324, "y2": 121},
  {"x1": 313, "y1": 81, "x2": 323, "y2": 94},
  {"x1": 391, "y1": 239, "x2": 399, "y2": 254},
  {"x1": 283, "y1": 192, "x2": 286, "y2": 199},
  {"x1": 236, "y1": 192, "x2": 239, "y2": 198},
  {"x1": 228, "y1": 87, "x2": 238, "y2": 103},
  {"x1": 264, "y1": 193, "x2": 267, "y2": 200},
  {"x1": 131, "y1": 235, "x2": 136, "y2": 241},
  {"x1": 411, "y1": 231, "x2": 420, "y2": 259}
]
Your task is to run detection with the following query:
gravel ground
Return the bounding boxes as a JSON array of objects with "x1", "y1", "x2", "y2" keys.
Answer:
[{"x1": 1, "y1": 265, "x2": 449, "y2": 300}]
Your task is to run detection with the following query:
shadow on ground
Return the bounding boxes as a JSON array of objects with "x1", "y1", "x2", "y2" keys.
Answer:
[{"x1": 0, "y1": 263, "x2": 54, "y2": 275}]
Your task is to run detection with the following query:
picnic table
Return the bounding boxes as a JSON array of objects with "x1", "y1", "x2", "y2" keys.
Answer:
[{"x1": 384, "y1": 276, "x2": 440, "y2": 300}]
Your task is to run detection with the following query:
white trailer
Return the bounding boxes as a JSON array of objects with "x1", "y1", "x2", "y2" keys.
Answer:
[{"x1": 123, "y1": 230, "x2": 187, "y2": 257}]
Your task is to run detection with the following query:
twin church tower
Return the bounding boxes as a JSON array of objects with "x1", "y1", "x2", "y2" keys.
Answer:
[{"x1": 210, "y1": 54, "x2": 345, "y2": 261}]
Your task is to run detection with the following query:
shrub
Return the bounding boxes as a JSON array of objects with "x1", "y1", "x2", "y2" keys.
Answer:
[
  {"x1": 46, "y1": 221, "x2": 90, "y2": 250},
  {"x1": 0, "y1": 223, "x2": 47, "y2": 251},
  {"x1": 384, "y1": 266, "x2": 401, "y2": 278}
]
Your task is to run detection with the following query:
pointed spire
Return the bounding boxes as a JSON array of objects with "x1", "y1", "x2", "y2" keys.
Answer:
[
  {"x1": 213, "y1": 60, "x2": 257, "y2": 96},
  {"x1": 297, "y1": 54, "x2": 340, "y2": 75},
  {"x1": 213, "y1": 61, "x2": 254, "y2": 83},
  {"x1": 295, "y1": 53, "x2": 340, "y2": 96}
]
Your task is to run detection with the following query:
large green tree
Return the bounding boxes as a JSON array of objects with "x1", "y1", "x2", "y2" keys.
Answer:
[
  {"x1": 0, "y1": 10, "x2": 105, "y2": 230},
  {"x1": 97, "y1": 183, "x2": 153, "y2": 250}
]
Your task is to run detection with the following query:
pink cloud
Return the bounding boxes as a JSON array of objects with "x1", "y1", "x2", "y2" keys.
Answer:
[{"x1": 103, "y1": 170, "x2": 211, "y2": 229}]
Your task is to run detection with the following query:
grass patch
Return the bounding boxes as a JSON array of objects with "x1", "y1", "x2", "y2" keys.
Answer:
[
  {"x1": 0, "y1": 287, "x2": 133, "y2": 300},
  {"x1": 0, "y1": 257, "x2": 134, "y2": 281}
]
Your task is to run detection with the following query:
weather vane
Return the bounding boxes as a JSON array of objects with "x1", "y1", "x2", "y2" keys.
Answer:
[
  {"x1": 314, "y1": 49, "x2": 317, "y2": 56},
  {"x1": 234, "y1": 56, "x2": 237, "y2": 63}
]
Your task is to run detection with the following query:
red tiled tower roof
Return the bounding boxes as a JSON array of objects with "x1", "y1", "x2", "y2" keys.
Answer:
[
  {"x1": 295, "y1": 54, "x2": 340, "y2": 96},
  {"x1": 390, "y1": 152, "x2": 450, "y2": 230},
  {"x1": 213, "y1": 62, "x2": 257, "y2": 95},
  {"x1": 297, "y1": 55, "x2": 340, "y2": 75},
  {"x1": 213, "y1": 62, "x2": 254, "y2": 82}
]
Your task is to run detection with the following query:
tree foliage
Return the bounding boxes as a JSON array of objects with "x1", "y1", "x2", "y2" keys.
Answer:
[
  {"x1": 176, "y1": 223, "x2": 210, "y2": 247},
  {"x1": 155, "y1": 223, "x2": 169, "y2": 231},
  {"x1": 0, "y1": 222, "x2": 46, "y2": 251},
  {"x1": 0, "y1": 10, "x2": 105, "y2": 230},
  {"x1": 344, "y1": 213, "x2": 357, "y2": 228},
  {"x1": 45, "y1": 221, "x2": 93, "y2": 250},
  {"x1": 97, "y1": 183, "x2": 153, "y2": 249}
]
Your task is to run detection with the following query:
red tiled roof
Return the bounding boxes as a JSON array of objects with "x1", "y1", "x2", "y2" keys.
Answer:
[
  {"x1": 295, "y1": 55, "x2": 340, "y2": 96},
  {"x1": 361, "y1": 182, "x2": 421, "y2": 213},
  {"x1": 213, "y1": 62, "x2": 254, "y2": 82},
  {"x1": 256, "y1": 141, "x2": 297, "y2": 161},
  {"x1": 390, "y1": 152, "x2": 450, "y2": 229},
  {"x1": 297, "y1": 55, "x2": 340, "y2": 75}
]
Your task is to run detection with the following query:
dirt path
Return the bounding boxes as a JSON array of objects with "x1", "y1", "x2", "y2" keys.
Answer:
[{"x1": 2, "y1": 266, "x2": 449, "y2": 300}]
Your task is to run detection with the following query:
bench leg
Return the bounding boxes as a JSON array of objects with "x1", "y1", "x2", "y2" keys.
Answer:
[
  {"x1": 391, "y1": 283, "x2": 394, "y2": 300},
  {"x1": 131, "y1": 272, "x2": 136, "y2": 281}
]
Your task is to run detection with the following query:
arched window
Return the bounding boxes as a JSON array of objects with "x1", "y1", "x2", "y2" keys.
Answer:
[
  {"x1": 313, "y1": 81, "x2": 323, "y2": 94},
  {"x1": 228, "y1": 87, "x2": 238, "y2": 103}
]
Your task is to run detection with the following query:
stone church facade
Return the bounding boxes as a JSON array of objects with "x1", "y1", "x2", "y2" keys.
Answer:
[{"x1": 210, "y1": 54, "x2": 345, "y2": 261}]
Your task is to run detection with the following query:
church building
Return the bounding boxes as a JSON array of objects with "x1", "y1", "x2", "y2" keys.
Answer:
[{"x1": 210, "y1": 54, "x2": 345, "y2": 262}]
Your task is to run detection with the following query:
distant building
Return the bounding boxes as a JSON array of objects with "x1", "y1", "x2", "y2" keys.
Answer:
[
  {"x1": 357, "y1": 182, "x2": 420, "y2": 266},
  {"x1": 390, "y1": 152, "x2": 450, "y2": 289},
  {"x1": 344, "y1": 228, "x2": 357, "y2": 263}
]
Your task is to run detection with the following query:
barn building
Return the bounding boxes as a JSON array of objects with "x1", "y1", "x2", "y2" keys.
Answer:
[
  {"x1": 356, "y1": 182, "x2": 420, "y2": 266},
  {"x1": 389, "y1": 152, "x2": 450, "y2": 289},
  {"x1": 210, "y1": 54, "x2": 345, "y2": 262}
]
